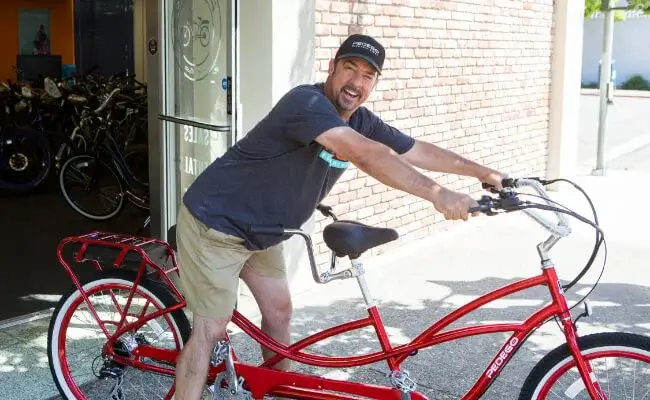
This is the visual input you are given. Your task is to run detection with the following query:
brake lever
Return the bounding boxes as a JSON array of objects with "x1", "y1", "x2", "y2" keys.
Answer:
[
  {"x1": 481, "y1": 182, "x2": 500, "y2": 194},
  {"x1": 481, "y1": 178, "x2": 517, "y2": 194}
]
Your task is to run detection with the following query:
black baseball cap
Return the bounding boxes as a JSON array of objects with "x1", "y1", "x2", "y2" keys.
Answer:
[{"x1": 335, "y1": 34, "x2": 385, "y2": 74}]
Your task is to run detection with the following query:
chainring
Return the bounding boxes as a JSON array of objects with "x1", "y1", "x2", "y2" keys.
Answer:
[{"x1": 210, "y1": 372, "x2": 253, "y2": 400}]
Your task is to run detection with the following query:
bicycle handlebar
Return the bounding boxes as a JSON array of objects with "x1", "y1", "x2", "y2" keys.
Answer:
[
  {"x1": 470, "y1": 178, "x2": 571, "y2": 238},
  {"x1": 94, "y1": 87, "x2": 121, "y2": 114}
]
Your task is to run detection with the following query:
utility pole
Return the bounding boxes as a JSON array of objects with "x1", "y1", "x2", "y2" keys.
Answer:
[
  {"x1": 592, "y1": 3, "x2": 615, "y2": 176},
  {"x1": 592, "y1": 0, "x2": 634, "y2": 175}
]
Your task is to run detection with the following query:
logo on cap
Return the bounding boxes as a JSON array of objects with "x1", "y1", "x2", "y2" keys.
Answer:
[{"x1": 351, "y1": 41, "x2": 380, "y2": 56}]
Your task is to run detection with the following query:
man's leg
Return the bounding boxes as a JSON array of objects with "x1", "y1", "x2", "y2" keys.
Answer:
[
  {"x1": 173, "y1": 204, "x2": 251, "y2": 399},
  {"x1": 241, "y1": 243, "x2": 292, "y2": 370},
  {"x1": 175, "y1": 314, "x2": 229, "y2": 399}
]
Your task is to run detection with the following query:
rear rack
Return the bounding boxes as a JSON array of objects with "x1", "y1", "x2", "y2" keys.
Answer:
[{"x1": 56, "y1": 231, "x2": 184, "y2": 302}]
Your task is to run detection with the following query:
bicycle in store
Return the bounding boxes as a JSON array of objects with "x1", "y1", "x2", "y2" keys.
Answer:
[{"x1": 46, "y1": 176, "x2": 650, "y2": 399}]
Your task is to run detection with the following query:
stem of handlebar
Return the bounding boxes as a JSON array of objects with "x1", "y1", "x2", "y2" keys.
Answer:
[
  {"x1": 247, "y1": 225, "x2": 322, "y2": 283},
  {"x1": 247, "y1": 204, "x2": 338, "y2": 284}
]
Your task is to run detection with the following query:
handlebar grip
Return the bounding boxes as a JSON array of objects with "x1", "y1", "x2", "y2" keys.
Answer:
[
  {"x1": 469, "y1": 195, "x2": 496, "y2": 214},
  {"x1": 247, "y1": 225, "x2": 285, "y2": 236}
]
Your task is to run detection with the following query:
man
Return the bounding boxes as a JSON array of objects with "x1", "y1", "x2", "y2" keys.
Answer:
[{"x1": 174, "y1": 34, "x2": 505, "y2": 398}]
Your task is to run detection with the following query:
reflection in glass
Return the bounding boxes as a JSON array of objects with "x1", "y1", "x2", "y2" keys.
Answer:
[{"x1": 163, "y1": 0, "x2": 233, "y2": 210}]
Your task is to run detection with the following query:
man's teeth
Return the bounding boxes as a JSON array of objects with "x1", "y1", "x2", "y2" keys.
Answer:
[{"x1": 344, "y1": 89, "x2": 358, "y2": 97}]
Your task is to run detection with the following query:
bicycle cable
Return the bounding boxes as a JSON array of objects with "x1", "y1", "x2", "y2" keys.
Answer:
[
  {"x1": 516, "y1": 191, "x2": 604, "y2": 285},
  {"x1": 517, "y1": 194, "x2": 607, "y2": 309},
  {"x1": 504, "y1": 178, "x2": 608, "y2": 329}
]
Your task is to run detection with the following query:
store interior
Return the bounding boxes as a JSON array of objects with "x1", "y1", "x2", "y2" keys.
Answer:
[{"x1": 0, "y1": 0, "x2": 150, "y2": 322}]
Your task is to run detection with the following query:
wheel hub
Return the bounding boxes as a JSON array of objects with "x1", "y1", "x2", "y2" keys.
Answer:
[{"x1": 8, "y1": 152, "x2": 29, "y2": 172}]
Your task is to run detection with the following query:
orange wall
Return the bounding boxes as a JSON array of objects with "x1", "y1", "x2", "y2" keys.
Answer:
[{"x1": 0, "y1": 0, "x2": 75, "y2": 82}]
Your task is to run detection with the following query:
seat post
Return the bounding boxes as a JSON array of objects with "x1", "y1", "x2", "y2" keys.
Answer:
[{"x1": 351, "y1": 259, "x2": 376, "y2": 307}]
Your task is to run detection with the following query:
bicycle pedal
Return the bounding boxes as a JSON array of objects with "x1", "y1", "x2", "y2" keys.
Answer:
[{"x1": 98, "y1": 363, "x2": 124, "y2": 379}]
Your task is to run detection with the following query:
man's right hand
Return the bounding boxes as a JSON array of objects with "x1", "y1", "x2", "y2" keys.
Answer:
[{"x1": 432, "y1": 187, "x2": 480, "y2": 221}]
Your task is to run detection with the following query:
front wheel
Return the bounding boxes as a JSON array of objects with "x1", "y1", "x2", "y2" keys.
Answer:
[{"x1": 518, "y1": 332, "x2": 650, "y2": 399}]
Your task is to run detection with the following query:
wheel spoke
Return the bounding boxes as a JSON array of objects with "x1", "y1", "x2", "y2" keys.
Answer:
[{"x1": 47, "y1": 274, "x2": 192, "y2": 400}]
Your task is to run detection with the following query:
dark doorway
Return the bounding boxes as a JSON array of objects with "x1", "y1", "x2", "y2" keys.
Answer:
[{"x1": 74, "y1": 0, "x2": 135, "y2": 75}]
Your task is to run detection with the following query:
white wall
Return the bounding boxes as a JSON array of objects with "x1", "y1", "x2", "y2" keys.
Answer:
[
  {"x1": 271, "y1": 0, "x2": 315, "y2": 104},
  {"x1": 239, "y1": 0, "x2": 317, "y2": 294},
  {"x1": 547, "y1": 0, "x2": 584, "y2": 184},
  {"x1": 582, "y1": 15, "x2": 650, "y2": 85},
  {"x1": 240, "y1": 0, "x2": 315, "y2": 135},
  {"x1": 239, "y1": 1, "x2": 272, "y2": 135}
]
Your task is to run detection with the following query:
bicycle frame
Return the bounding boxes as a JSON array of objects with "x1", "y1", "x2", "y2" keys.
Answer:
[
  {"x1": 76, "y1": 114, "x2": 149, "y2": 210},
  {"x1": 56, "y1": 229, "x2": 606, "y2": 400}
]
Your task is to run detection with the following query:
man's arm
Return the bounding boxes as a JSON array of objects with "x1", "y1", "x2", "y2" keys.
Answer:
[
  {"x1": 316, "y1": 127, "x2": 442, "y2": 202},
  {"x1": 402, "y1": 139, "x2": 501, "y2": 183},
  {"x1": 356, "y1": 109, "x2": 501, "y2": 185},
  {"x1": 315, "y1": 126, "x2": 481, "y2": 220}
]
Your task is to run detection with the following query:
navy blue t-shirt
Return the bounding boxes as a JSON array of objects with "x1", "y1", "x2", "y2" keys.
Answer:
[{"x1": 182, "y1": 83, "x2": 415, "y2": 250}]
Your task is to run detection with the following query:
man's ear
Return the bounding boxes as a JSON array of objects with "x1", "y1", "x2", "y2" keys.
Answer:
[
  {"x1": 372, "y1": 75, "x2": 380, "y2": 90},
  {"x1": 328, "y1": 59, "x2": 336, "y2": 75}
]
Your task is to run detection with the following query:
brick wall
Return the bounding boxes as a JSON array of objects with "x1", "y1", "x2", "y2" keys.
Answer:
[{"x1": 311, "y1": 0, "x2": 556, "y2": 266}]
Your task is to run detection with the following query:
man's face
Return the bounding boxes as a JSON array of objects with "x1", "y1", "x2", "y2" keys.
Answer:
[{"x1": 326, "y1": 57, "x2": 378, "y2": 115}]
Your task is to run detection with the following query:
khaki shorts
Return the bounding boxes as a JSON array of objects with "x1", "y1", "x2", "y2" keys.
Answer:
[{"x1": 175, "y1": 203, "x2": 286, "y2": 319}]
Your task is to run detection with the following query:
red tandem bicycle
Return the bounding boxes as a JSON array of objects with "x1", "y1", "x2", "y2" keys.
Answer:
[{"x1": 46, "y1": 177, "x2": 650, "y2": 399}]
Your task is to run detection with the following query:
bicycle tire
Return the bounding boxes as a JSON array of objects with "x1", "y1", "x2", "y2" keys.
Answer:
[
  {"x1": 47, "y1": 269, "x2": 191, "y2": 400},
  {"x1": 123, "y1": 143, "x2": 149, "y2": 187},
  {"x1": 0, "y1": 126, "x2": 52, "y2": 194},
  {"x1": 518, "y1": 331, "x2": 650, "y2": 399},
  {"x1": 58, "y1": 153, "x2": 125, "y2": 220}
]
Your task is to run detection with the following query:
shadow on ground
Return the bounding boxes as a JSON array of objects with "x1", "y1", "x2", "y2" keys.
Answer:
[
  {"x1": 2, "y1": 267, "x2": 648, "y2": 398},
  {"x1": 224, "y1": 276, "x2": 650, "y2": 399}
]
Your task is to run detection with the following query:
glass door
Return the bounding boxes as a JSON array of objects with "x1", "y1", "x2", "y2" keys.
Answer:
[{"x1": 147, "y1": 0, "x2": 239, "y2": 239}]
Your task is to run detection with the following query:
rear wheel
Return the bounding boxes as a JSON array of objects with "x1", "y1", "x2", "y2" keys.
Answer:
[
  {"x1": 47, "y1": 270, "x2": 192, "y2": 400},
  {"x1": 518, "y1": 332, "x2": 650, "y2": 399}
]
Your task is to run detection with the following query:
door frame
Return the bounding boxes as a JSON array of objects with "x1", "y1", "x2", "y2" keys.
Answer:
[{"x1": 146, "y1": 0, "x2": 240, "y2": 240}]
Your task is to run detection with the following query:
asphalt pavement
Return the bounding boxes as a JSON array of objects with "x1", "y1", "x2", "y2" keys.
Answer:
[{"x1": 578, "y1": 92, "x2": 650, "y2": 172}]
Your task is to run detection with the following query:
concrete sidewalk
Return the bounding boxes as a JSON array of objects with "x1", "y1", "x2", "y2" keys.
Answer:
[{"x1": 2, "y1": 170, "x2": 649, "y2": 399}]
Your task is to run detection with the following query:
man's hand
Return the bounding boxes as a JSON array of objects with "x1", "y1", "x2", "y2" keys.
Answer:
[
  {"x1": 477, "y1": 168, "x2": 507, "y2": 190},
  {"x1": 432, "y1": 187, "x2": 480, "y2": 221}
]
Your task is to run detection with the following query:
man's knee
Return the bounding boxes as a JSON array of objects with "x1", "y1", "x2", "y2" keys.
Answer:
[
  {"x1": 261, "y1": 297, "x2": 293, "y2": 329},
  {"x1": 187, "y1": 314, "x2": 231, "y2": 348}
]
